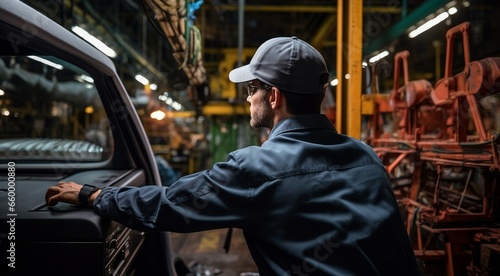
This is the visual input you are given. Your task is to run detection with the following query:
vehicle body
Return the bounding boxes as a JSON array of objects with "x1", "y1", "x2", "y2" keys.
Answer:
[{"x1": 0, "y1": 1, "x2": 175, "y2": 274}]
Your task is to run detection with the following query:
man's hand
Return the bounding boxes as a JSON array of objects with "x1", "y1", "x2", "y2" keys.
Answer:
[{"x1": 45, "y1": 182, "x2": 84, "y2": 206}]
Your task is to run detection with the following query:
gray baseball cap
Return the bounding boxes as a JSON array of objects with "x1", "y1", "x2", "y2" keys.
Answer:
[{"x1": 229, "y1": 36, "x2": 330, "y2": 94}]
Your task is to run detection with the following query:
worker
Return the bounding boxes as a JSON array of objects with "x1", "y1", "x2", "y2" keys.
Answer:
[{"x1": 46, "y1": 36, "x2": 421, "y2": 275}]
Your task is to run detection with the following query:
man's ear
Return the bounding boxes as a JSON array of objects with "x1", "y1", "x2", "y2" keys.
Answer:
[{"x1": 269, "y1": 87, "x2": 282, "y2": 109}]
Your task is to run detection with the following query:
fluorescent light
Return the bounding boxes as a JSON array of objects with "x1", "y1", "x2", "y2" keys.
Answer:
[
  {"x1": 409, "y1": 11, "x2": 449, "y2": 39},
  {"x1": 27, "y1": 55, "x2": 63, "y2": 70},
  {"x1": 135, "y1": 74, "x2": 149, "y2": 85},
  {"x1": 171, "y1": 101, "x2": 182, "y2": 111},
  {"x1": 158, "y1": 92, "x2": 183, "y2": 110},
  {"x1": 369, "y1": 50, "x2": 389, "y2": 63},
  {"x1": 448, "y1": 7, "x2": 458, "y2": 15},
  {"x1": 79, "y1": 74, "x2": 94, "y2": 84},
  {"x1": 330, "y1": 78, "x2": 339, "y2": 87},
  {"x1": 72, "y1": 26, "x2": 117, "y2": 58}
]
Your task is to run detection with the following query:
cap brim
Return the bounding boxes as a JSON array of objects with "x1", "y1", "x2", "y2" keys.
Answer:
[{"x1": 229, "y1": 65, "x2": 256, "y2": 83}]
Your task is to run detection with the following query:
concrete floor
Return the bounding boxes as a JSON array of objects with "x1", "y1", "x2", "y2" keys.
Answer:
[{"x1": 171, "y1": 228, "x2": 258, "y2": 276}]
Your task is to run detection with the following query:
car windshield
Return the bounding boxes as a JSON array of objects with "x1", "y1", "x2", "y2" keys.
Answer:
[{"x1": 0, "y1": 54, "x2": 113, "y2": 162}]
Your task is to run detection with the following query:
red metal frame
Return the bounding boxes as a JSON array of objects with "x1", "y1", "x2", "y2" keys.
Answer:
[{"x1": 365, "y1": 22, "x2": 500, "y2": 275}]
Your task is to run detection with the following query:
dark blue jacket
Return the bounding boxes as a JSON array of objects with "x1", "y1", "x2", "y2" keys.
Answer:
[{"x1": 95, "y1": 114, "x2": 421, "y2": 275}]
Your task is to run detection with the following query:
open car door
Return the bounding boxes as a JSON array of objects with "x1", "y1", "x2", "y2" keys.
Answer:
[{"x1": 0, "y1": 1, "x2": 176, "y2": 275}]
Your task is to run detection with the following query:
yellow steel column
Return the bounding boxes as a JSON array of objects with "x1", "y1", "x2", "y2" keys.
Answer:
[{"x1": 336, "y1": 0, "x2": 363, "y2": 138}]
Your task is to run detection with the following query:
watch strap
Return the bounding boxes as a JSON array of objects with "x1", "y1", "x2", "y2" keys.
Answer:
[{"x1": 78, "y1": 184, "x2": 99, "y2": 207}]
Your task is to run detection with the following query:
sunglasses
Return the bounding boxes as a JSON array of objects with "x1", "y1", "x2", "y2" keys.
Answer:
[{"x1": 246, "y1": 83, "x2": 272, "y2": 97}]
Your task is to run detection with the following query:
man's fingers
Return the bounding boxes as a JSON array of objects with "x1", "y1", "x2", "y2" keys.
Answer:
[
  {"x1": 45, "y1": 186, "x2": 61, "y2": 206},
  {"x1": 45, "y1": 182, "x2": 83, "y2": 206},
  {"x1": 46, "y1": 195, "x2": 59, "y2": 206}
]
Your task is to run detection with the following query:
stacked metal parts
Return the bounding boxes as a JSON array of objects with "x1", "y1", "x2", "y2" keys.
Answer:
[{"x1": 365, "y1": 22, "x2": 500, "y2": 276}]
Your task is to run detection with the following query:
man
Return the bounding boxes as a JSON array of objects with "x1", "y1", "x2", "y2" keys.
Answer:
[{"x1": 46, "y1": 37, "x2": 421, "y2": 275}]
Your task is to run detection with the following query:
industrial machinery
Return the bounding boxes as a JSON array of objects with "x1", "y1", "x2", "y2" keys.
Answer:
[{"x1": 364, "y1": 22, "x2": 500, "y2": 276}]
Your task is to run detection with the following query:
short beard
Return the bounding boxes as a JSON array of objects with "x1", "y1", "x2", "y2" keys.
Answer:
[{"x1": 250, "y1": 94, "x2": 274, "y2": 129}]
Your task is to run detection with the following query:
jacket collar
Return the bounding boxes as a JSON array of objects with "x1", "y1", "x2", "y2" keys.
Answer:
[{"x1": 268, "y1": 114, "x2": 337, "y2": 139}]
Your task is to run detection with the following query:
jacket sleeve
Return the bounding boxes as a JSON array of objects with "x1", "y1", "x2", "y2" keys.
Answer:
[{"x1": 93, "y1": 153, "x2": 253, "y2": 232}]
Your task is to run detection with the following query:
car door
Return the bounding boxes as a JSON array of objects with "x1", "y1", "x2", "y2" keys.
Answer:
[{"x1": 0, "y1": 1, "x2": 176, "y2": 275}]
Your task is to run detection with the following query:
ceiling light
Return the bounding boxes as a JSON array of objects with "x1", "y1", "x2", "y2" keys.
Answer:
[
  {"x1": 79, "y1": 74, "x2": 94, "y2": 84},
  {"x1": 1, "y1": 108, "x2": 10, "y2": 116},
  {"x1": 72, "y1": 26, "x2": 117, "y2": 58},
  {"x1": 151, "y1": 110, "x2": 166, "y2": 120},
  {"x1": 85, "y1": 106, "x2": 94, "y2": 114},
  {"x1": 135, "y1": 74, "x2": 149, "y2": 85},
  {"x1": 27, "y1": 55, "x2": 63, "y2": 70},
  {"x1": 408, "y1": 11, "x2": 450, "y2": 39},
  {"x1": 369, "y1": 51, "x2": 389, "y2": 63},
  {"x1": 330, "y1": 78, "x2": 339, "y2": 87},
  {"x1": 171, "y1": 101, "x2": 182, "y2": 111},
  {"x1": 158, "y1": 93, "x2": 183, "y2": 110}
]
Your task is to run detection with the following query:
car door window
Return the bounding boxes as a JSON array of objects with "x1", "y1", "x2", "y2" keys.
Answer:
[{"x1": 0, "y1": 54, "x2": 113, "y2": 162}]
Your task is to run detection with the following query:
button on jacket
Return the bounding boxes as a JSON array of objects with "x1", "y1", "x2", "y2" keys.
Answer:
[{"x1": 95, "y1": 114, "x2": 421, "y2": 275}]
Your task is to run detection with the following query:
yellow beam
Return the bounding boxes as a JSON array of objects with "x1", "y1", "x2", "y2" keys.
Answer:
[
  {"x1": 170, "y1": 111, "x2": 196, "y2": 118},
  {"x1": 310, "y1": 13, "x2": 337, "y2": 49},
  {"x1": 202, "y1": 101, "x2": 249, "y2": 115},
  {"x1": 336, "y1": 0, "x2": 363, "y2": 139}
]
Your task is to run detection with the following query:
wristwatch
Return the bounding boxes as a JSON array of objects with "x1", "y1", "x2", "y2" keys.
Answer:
[{"x1": 78, "y1": 184, "x2": 99, "y2": 207}]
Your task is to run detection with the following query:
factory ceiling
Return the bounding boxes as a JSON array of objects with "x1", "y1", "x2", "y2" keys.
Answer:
[{"x1": 18, "y1": 0, "x2": 500, "y2": 113}]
